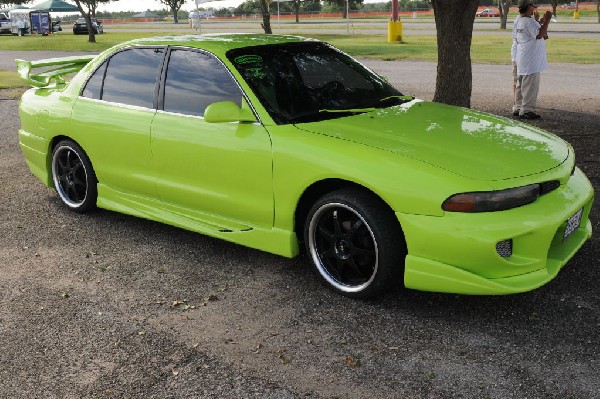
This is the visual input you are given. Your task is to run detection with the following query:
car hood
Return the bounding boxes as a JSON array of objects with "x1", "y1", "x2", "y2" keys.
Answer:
[{"x1": 294, "y1": 100, "x2": 569, "y2": 181}]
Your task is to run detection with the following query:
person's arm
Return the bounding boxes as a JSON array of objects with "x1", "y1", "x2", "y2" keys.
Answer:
[{"x1": 536, "y1": 11, "x2": 552, "y2": 39}]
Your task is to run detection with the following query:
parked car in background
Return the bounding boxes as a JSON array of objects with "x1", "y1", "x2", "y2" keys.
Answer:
[
  {"x1": 0, "y1": 12, "x2": 11, "y2": 34},
  {"x1": 72, "y1": 17, "x2": 103, "y2": 34},
  {"x1": 476, "y1": 8, "x2": 500, "y2": 17}
]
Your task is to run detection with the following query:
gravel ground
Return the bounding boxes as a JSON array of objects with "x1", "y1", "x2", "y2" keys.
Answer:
[{"x1": 0, "y1": 56, "x2": 598, "y2": 398}]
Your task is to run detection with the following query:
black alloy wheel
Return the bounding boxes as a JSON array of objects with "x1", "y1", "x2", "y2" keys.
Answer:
[
  {"x1": 51, "y1": 140, "x2": 97, "y2": 213},
  {"x1": 305, "y1": 188, "x2": 406, "y2": 298}
]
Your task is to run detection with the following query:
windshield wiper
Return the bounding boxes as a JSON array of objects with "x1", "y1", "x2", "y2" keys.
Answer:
[
  {"x1": 318, "y1": 108, "x2": 376, "y2": 114},
  {"x1": 286, "y1": 108, "x2": 373, "y2": 124},
  {"x1": 378, "y1": 95, "x2": 415, "y2": 106}
]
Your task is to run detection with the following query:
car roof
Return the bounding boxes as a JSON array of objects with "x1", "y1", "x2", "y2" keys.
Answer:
[{"x1": 113, "y1": 34, "x2": 318, "y2": 56}]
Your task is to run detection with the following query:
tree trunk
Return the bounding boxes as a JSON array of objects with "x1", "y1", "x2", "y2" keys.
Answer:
[
  {"x1": 173, "y1": 7, "x2": 179, "y2": 23},
  {"x1": 259, "y1": 0, "x2": 272, "y2": 34},
  {"x1": 550, "y1": 0, "x2": 558, "y2": 17},
  {"x1": 499, "y1": 0, "x2": 511, "y2": 29},
  {"x1": 85, "y1": 14, "x2": 96, "y2": 43},
  {"x1": 295, "y1": 0, "x2": 300, "y2": 23},
  {"x1": 73, "y1": 0, "x2": 95, "y2": 43},
  {"x1": 430, "y1": 0, "x2": 478, "y2": 108}
]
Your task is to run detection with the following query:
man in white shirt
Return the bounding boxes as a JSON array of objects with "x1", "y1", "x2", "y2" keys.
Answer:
[{"x1": 514, "y1": 0, "x2": 552, "y2": 120}]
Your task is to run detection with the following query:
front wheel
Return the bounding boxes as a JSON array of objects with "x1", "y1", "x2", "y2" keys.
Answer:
[
  {"x1": 51, "y1": 140, "x2": 97, "y2": 213},
  {"x1": 304, "y1": 188, "x2": 406, "y2": 298}
]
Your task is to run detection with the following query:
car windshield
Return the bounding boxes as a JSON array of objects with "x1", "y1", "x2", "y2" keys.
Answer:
[{"x1": 227, "y1": 42, "x2": 404, "y2": 124}]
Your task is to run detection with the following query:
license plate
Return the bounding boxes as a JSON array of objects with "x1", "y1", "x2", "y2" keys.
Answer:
[{"x1": 563, "y1": 208, "x2": 583, "y2": 242}]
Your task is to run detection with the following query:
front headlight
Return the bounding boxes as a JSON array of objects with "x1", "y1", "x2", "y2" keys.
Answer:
[{"x1": 442, "y1": 184, "x2": 540, "y2": 213}]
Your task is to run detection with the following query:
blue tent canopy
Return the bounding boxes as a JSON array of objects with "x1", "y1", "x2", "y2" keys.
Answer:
[{"x1": 31, "y1": 0, "x2": 80, "y2": 13}]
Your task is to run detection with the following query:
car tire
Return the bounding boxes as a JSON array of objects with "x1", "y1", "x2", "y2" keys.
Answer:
[
  {"x1": 304, "y1": 188, "x2": 406, "y2": 298},
  {"x1": 51, "y1": 140, "x2": 97, "y2": 213}
]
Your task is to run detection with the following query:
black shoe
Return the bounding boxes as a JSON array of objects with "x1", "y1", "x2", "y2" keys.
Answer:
[
  {"x1": 519, "y1": 112, "x2": 541, "y2": 120},
  {"x1": 512, "y1": 111, "x2": 520, "y2": 117}
]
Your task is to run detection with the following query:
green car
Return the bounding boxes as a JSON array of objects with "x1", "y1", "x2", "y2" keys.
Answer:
[{"x1": 16, "y1": 34, "x2": 594, "y2": 298}]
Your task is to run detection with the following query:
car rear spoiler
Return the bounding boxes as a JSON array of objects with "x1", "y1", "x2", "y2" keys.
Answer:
[{"x1": 15, "y1": 55, "x2": 96, "y2": 88}]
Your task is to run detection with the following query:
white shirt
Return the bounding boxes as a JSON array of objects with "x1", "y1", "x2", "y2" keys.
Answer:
[
  {"x1": 511, "y1": 15, "x2": 521, "y2": 62},
  {"x1": 515, "y1": 16, "x2": 548, "y2": 75}
]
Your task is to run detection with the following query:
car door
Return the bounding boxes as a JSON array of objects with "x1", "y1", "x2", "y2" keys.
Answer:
[
  {"x1": 150, "y1": 48, "x2": 274, "y2": 228},
  {"x1": 71, "y1": 47, "x2": 165, "y2": 199}
]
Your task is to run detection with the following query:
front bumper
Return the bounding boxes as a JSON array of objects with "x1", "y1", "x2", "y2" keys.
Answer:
[{"x1": 398, "y1": 168, "x2": 594, "y2": 295}]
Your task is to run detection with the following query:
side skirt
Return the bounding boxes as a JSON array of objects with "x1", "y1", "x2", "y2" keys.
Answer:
[{"x1": 96, "y1": 184, "x2": 299, "y2": 258}]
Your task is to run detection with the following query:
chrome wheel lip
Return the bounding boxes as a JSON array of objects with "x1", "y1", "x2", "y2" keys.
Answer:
[
  {"x1": 51, "y1": 144, "x2": 89, "y2": 209},
  {"x1": 308, "y1": 202, "x2": 379, "y2": 293}
]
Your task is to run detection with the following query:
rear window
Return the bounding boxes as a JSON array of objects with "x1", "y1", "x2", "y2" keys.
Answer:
[{"x1": 81, "y1": 47, "x2": 164, "y2": 109}]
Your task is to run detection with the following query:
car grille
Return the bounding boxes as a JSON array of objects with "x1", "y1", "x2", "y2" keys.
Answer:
[{"x1": 496, "y1": 239, "x2": 513, "y2": 258}]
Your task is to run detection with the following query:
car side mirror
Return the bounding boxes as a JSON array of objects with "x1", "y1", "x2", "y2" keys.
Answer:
[{"x1": 204, "y1": 101, "x2": 257, "y2": 123}]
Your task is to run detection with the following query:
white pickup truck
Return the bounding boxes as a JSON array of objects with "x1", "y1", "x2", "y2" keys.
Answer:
[{"x1": 0, "y1": 12, "x2": 11, "y2": 33}]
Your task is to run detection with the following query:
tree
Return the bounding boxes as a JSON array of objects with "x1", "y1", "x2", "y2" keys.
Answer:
[
  {"x1": 292, "y1": 0, "x2": 300, "y2": 22},
  {"x1": 498, "y1": 0, "x2": 513, "y2": 29},
  {"x1": 233, "y1": 0, "x2": 260, "y2": 16},
  {"x1": 292, "y1": 0, "x2": 321, "y2": 22},
  {"x1": 73, "y1": 0, "x2": 95, "y2": 43},
  {"x1": 550, "y1": 0, "x2": 559, "y2": 17},
  {"x1": 71, "y1": 1, "x2": 117, "y2": 43},
  {"x1": 72, "y1": 1, "x2": 117, "y2": 42},
  {"x1": 259, "y1": 0, "x2": 272, "y2": 33},
  {"x1": 430, "y1": 0, "x2": 479, "y2": 108},
  {"x1": 323, "y1": 0, "x2": 364, "y2": 18},
  {"x1": 158, "y1": 0, "x2": 186, "y2": 23},
  {"x1": 77, "y1": 0, "x2": 114, "y2": 18}
]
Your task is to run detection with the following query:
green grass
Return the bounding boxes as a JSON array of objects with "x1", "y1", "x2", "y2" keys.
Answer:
[
  {"x1": 0, "y1": 31, "x2": 174, "y2": 52},
  {"x1": 0, "y1": 70, "x2": 24, "y2": 89},
  {"x1": 311, "y1": 34, "x2": 600, "y2": 64},
  {"x1": 313, "y1": 34, "x2": 439, "y2": 61},
  {"x1": 1, "y1": 30, "x2": 598, "y2": 89}
]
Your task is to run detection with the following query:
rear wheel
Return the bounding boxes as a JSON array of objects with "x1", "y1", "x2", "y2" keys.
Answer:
[
  {"x1": 304, "y1": 188, "x2": 406, "y2": 298},
  {"x1": 51, "y1": 140, "x2": 97, "y2": 213}
]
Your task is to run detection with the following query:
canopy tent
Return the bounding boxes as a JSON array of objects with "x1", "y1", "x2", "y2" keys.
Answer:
[{"x1": 31, "y1": 0, "x2": 80, "y2": 12}]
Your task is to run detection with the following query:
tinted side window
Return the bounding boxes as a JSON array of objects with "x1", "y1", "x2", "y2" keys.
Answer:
[
  {"x1": 102, "y1": 48, "x2": 164, "y2": 108},
  {"x1": 82, "y1": 61, "x2": 107, "y2": 100},
  {"x1": 163, "y1": 50, "x2": 242, "y2": 117}
]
